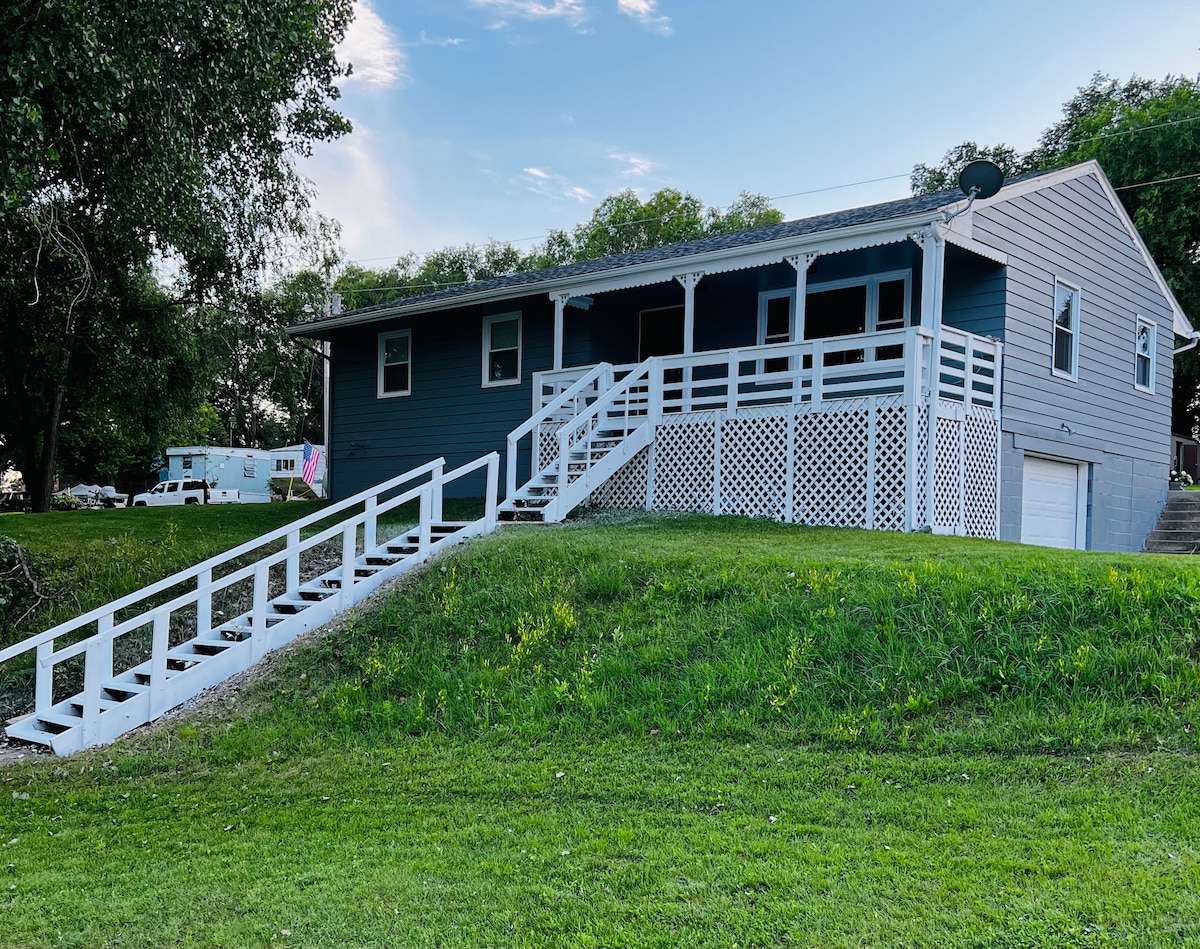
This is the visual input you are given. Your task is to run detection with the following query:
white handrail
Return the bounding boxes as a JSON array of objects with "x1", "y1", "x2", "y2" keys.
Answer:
[
  {"x1": 35, "y1": 453, "x2": 499, "y2": 669},
  {"x1": 0, "y1": 456, "x2": 450, "y2": 665},
  {"x1": 506, "y1": 363, "x2": 611, "y2": 497}
]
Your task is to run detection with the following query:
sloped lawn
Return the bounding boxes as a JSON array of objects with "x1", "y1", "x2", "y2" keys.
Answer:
[{"x1": 2, "y1": 514, "x2": 1199, "y2": 946}]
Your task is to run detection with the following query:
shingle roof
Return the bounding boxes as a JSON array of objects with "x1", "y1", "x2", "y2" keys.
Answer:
[{"x1": 299, "y1": 167, "x2": 1063, "y2": 329}]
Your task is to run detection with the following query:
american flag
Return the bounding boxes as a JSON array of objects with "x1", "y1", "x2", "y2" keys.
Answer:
[{"x1": 301, "y1": 441, "x2": 321, "y2": 485}]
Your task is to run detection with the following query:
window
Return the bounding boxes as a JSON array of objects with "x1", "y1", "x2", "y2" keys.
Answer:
[
  {"x1": 275, "y1": 458, "x2": 295, "y2": 473},
  {"x1": 483, "y1": 313, "x2": 521, "y2": 386},
  {"x1": 1053, "y1": 279, "x2": 1080, "y2": 379},
  {"x1": 378, "y1": 329, "x2": 412, "y2": 398},
  {"x1": 757, "y1": 290, "x2": 795, "y2": 373},
  {"x1": 638, "y1": 306, "x2": 685, "y2": 360},
  {"x1": 1135, "y1": 316, "x2": 1156, "y2": 392},
  {"x1": 802, "y1": 271, "x2": 911, "y2": 367},
  {"x1": 243, "y1": 458, "x2": 257, "y2": 478},
  {"x1": 181, "y1": 455, "x2": 193, "y2": 472}
]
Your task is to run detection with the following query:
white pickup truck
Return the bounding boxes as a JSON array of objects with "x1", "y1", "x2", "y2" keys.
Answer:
[{"x1": 131, "y1": 479, "x2": 240, "y2": 506}]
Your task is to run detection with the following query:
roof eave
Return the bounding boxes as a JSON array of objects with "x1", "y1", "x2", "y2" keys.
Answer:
[{"x1": 288, "y1": 207, "x2": 951, "y2": 337}]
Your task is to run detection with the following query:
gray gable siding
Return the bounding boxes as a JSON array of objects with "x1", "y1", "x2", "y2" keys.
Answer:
[
  {"x1": 972, "y1": 172, "x2": 1174, "y2": 550},
  {"x1": 328, "y1": 293, "x2": 558, "y2": 499}
]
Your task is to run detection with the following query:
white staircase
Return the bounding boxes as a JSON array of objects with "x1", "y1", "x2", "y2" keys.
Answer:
[
  {"x1": 500, "y1": 359, "x2": 658, "y2": 523},
  {"x1": 2, "y1": 454, "x2": 499, "y2": 755}
]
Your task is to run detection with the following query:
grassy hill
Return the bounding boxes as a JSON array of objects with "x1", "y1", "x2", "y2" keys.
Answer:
[{"x1": 2, "y1": 513, "x2": 1199, "y2": 946}]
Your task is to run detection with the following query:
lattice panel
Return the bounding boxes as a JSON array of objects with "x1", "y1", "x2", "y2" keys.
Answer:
[
  {"x1": 585, "y1": 445, "x2": 650, "y2": 510},
  {"x1": 793, "y1": 405, "x2": 869, "y2": 528},
  {"x1": 873, "y1": 401, "x2": 909, "y2": 531},
  {"x1": 912, "y1": 405, "x2": 929, "y2": 528},
  {"x1": 653, "y1": 417, "x2": 717, "y2": 513},
  {"x1": 536, "y1": 420, "x2": 565, "y2": 473},
  {"x1": 963, "y1": 409, "x2": 1000, "y2": 538},
  {"x1": 719, "y1": 411, "x2": 788, "y2": 519},
  {"x1": 934, "y1": 412, "x2": 962, "y2": 530}
]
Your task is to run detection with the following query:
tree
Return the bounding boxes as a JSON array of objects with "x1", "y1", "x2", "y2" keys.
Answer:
[
  {"x1": 325, "y1": 189, "x2": 785, "y2": 315},
  {"x1": 913, "y1": 74, "x2": 1200, "y2": 436},
  {"x1": 1, "y1": 0, "x2": 353, "y2": 509},
  {"x1": 910, "y1": 142, "x2": 1032, "y2": 195}
]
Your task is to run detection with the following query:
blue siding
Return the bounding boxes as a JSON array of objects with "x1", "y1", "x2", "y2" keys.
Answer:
[
  {"x1": 328, "y1": 294, "x2": 555, "y2": 499},
  {"x1": 942, "y1": 246, "x2": 1005, "y2": 339}
]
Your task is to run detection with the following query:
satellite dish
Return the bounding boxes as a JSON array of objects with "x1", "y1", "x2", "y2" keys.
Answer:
[
  {"x1": 958, "y1": 160, "x2": 1004, "y2": 200},
  {"x1": 944, "y1": 159, "x2": 1005, "y2": 223}
]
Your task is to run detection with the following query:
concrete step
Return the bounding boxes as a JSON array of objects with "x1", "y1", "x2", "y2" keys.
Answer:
[{"x1": 1145, "y1": 540, "x2": 1200, "y2": 554}]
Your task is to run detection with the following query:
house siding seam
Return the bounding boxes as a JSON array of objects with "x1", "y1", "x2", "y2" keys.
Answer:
[{"x1": 976, "y1": 172, "x2": 1173, "y2": 552}]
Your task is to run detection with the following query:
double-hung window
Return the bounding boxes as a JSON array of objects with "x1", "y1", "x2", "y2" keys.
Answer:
[
  {"x1": 1135, "y1": 316, "x2": 1156, "y2": 392},
  {"x1": 1052, "y1": 279, "x2": 1080, "y2": 379},
  {"x1": 483, "y1": 313, "x2": 521, "y2": 386},
  {"x1": 378, "y1": 330, "x2": 412, "y2": 398}
]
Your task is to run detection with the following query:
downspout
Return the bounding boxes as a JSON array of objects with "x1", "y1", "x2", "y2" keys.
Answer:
[{"x1": 1174, "y1": 332, "x2": 1200, "y2": 356}]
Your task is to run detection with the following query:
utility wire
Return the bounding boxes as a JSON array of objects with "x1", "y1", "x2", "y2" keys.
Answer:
[{"x1": 340, "y1": 112, "x2": 1200, "y2": 287}]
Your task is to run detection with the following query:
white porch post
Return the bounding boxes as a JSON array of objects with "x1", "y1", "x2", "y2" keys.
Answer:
[
  {"x1": 675, "y1": 272, "x2": 702, "y2": 354},
  {"x1": 784, "y1": 252, "x2": 819, "y2": 343},
  {"x1": 675, "y1": 272, "x2": 703, "y2": 411},
  {"x1": 552, "y1": 293, "x2": 567, "y2": 371},
  {"x1": 910, "y1": 226, "x2": 946, "y2": 531}
]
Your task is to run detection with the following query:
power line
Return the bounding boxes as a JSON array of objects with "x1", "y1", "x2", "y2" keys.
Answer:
[
  {"x1": 338, "y1": 160, "x2": 1200, "y2": 297},
  {"x1": 1114, "y1": 170, "x2": 1200, "y2": 191},
  {"x1": 339, "y1": 112, "x2": 1200, "y2": 280}
]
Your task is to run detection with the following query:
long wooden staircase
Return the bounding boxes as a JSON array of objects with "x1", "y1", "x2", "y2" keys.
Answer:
[
  {"x1": 1, "y1": 365, "x2": 666, "y2": 756},
  {"x1": 2, "y1": 455, "x2": 499, "y2": 755}
]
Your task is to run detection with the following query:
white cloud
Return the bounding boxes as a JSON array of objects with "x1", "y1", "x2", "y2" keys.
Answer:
[
  {"x1": 302, "y1": 123, "x2": 406, "y2": 263},
  {"x1": 616, "y1": 0, "x2": 671, "y2": 34},
  {"x1": 521, "y1": 166, "x2": 593, "y2": 202},
  {"x1": 339, "y1": 0, "x2": 407, "y2": 88},
  {"x1": 471, "y1": 0, "x2": 588, "y2": 27},
  {"x1": 420, "y1": 31, "x2": 464, "y2": 47},
  {"x1": 609, "y1": 151, "x2": 659, "y2": 177}
]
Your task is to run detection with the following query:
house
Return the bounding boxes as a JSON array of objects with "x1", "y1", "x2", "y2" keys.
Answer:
[
  {"x1": 164, "y1": 446, "x2": 273, "y2": 502},
  {"x1": 270, "y1": 443, "x2": 327, "y2": 498},
  {"x1": 289, "y1": 161, "x2": 1195, "y2": 552}
]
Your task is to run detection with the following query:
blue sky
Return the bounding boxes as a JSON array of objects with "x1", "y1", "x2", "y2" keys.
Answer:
[{"x1": 303, "y1": 0, "x2": 1200, "y2": 268}]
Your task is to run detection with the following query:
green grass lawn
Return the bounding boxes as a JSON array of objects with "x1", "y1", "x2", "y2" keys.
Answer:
[{"x1": 2, "y1": 513, "x2": 1200, "y2": 946}]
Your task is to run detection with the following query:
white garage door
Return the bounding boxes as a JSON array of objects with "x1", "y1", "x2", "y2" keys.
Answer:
[{"x1": 1021, "y1": 457, "x2": 1083, "y2": 549}]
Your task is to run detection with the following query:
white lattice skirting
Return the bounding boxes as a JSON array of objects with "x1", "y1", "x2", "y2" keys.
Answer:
[{"x1": 583, "y1": 397, "x2": 1000, "y2": 538}]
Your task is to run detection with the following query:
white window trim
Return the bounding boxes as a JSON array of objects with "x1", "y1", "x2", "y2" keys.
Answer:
[
  {"x1": 756, "y1": 288, "x2": 797, "y2": 346},
  {"x1": 482, "y1": 312, "x2": 522, "y2": 388},
  {"x1": 1052, "y1": 278, "x2": 1081, "y2": 382},
  {"x1": 803, "y1": 269, "x2": 912, "y2": 337},
  {"x1": 378, "y1": 329, "x2": 412, "y2": 399},
  {"x1": 1135, "y1": 315, "x2": 1156, "y2": 394}
]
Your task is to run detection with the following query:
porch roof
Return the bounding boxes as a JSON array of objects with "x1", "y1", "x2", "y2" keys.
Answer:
[{"x1": 291, "y1": 178, "x2": 1031, "y2": 336}]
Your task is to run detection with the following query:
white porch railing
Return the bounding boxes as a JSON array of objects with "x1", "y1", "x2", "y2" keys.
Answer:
[
  {"x1": 515, "y1": 326, "x2": 1003, "y2": 533},
  {"x1": 533, "y1": 327, "x2": 1002, "y2": 415},
  {"x1": 2, "y1": 453, "x2": 500, "y2": 754}
]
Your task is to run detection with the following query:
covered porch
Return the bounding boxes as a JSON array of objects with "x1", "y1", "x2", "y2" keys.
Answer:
[{"x1": 502, "y1": 218, "x2": 1006, "y2": 538}]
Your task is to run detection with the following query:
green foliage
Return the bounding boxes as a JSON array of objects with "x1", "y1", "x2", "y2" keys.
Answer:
[
  {"x1": 0, "y1": 0, "x2": 353, "y2": 508},
  {"x1": 0, "y1": 537, "x2": 42, "y2": 633},
  {"x1": 910, "y1": 141, "x2": 1032, "y2": 195},
  {"x1": 330, "y1": 189, "x2": 784, "y2": 310}
]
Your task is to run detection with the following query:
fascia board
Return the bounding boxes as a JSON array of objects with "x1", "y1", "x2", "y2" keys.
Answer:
[{"x1": 289, "y1": 211, "x2": 946, "y2": 337}]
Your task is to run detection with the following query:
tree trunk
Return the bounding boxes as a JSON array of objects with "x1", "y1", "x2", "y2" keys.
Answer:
[{"x1": 32, "y1": 353, "x2": 71, "y2": 513}]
